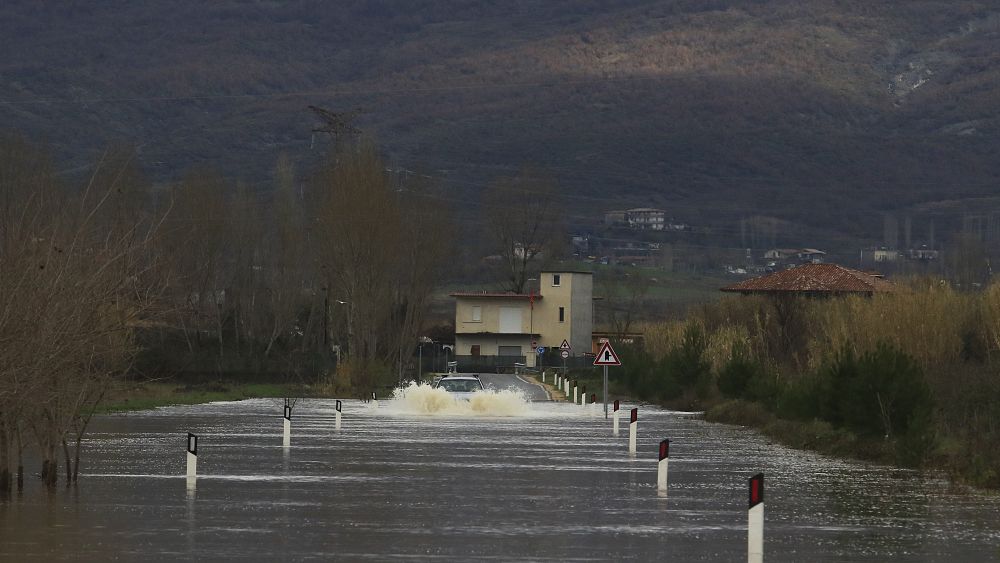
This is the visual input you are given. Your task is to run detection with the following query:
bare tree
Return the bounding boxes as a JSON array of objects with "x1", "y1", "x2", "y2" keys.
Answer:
[
  {"x1": 483, "y1": 169, "x2": 564, "y2": 293},
  {"x1": 597, "y1": 269, "x2": 651, "y2": 339},
  {"x1": 311, "y1": 141, "x2": 448, "y2": 390},
  {"x1": 0, "y1": 137, "x2": 157, "y2": 490}
]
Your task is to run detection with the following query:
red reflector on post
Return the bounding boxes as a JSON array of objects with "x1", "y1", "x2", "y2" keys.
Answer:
[
  {"x1": 659, "y1": 439, "x2": 670, "y2": 461},
  {"x1": 630, "y1": 408, "x2": 638, "y2": 423},
  {"x1": 748, "y1": 473, "x2": 764, "y2": 509},
  {"x1": 613, "y1": 400, "x2": 619, "y2": 412}
]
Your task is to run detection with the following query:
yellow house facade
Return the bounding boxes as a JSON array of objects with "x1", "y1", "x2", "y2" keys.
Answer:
[{"x1": 451, "y1": 271, "x2": 593, "y2": 369}]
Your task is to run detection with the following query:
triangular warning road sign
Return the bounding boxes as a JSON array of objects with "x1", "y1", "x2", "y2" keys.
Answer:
[
  {"x1": 593, "y1": 340, "x2": 622, "y2": 366},
  {"x1": 559, "y1": 339, "x2": 572, "y2": 351}
]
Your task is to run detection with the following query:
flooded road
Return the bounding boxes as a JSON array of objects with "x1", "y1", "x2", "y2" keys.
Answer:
[{"x1": 2, "y1": 383, "x2": 999, "y2": 561}]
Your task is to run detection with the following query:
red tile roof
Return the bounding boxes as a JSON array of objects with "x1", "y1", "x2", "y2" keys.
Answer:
[{"x1": 721, "y1": 263, "x2": 894, "y2": 294}]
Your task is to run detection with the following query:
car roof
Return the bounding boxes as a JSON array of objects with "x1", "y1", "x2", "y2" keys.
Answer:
[{"x1": 440, "y1": 375, "x2": 479, "y2": 380}]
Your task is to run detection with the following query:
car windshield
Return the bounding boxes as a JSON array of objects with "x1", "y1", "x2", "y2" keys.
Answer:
[{"x1": 438, "y1": 379, "x2": 481, "y2": 393}]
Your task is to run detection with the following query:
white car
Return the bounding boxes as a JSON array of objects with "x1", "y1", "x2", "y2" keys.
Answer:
[{"x1": 434, "y1": 375, "x2": 485, "y2": 400}]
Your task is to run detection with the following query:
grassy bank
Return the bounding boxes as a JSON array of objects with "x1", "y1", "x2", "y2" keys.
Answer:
[
  {"x1": 97, "y1": 381, "x2": 325, "y2": 414},
  {"x1": 705, "y1": 399, "x2": 896, "y2": 464}
]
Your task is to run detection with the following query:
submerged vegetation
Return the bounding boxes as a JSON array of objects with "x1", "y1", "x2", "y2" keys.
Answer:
[
  {"x1": 615, "y1": 283, "x2": 1000, "y2": 489},
  {"x1": 0, "y1": 133, "x2": 447, "y2": 494}
]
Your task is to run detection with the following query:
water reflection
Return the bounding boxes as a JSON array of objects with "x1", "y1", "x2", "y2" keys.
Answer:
[{"x1": 1, "y1": 397, "x2": 998, "y2": 561}]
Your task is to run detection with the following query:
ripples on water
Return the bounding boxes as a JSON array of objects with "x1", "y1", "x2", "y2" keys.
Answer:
[{"x1": 388, "y1": 382, "x2": 530, "y2": 416}]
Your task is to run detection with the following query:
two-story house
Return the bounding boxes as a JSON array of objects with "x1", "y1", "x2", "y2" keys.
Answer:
[{"x1": 451, "y1": 271, "x2": 593, "y2": 370}]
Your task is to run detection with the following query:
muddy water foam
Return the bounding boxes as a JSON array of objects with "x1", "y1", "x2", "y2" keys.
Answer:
[{"x1": 388, "y1": 382, "x2": 530, "y2": 416}]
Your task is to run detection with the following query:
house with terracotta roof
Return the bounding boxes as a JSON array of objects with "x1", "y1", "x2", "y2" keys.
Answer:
[
  {"x1": 721, "y1": 263, "x2": 894, "y2": 296},
  {"x1": 451, "y1": 271, "x2": 593, "y2": 370}
]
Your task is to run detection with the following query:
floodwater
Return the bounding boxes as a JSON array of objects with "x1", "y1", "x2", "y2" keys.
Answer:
[{"x1": 2, "y1": 378, "x2": 1000, "y2": 562}]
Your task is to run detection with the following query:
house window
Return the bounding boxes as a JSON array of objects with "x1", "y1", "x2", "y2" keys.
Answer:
[
  {"x1": 471, "y1": 306, "x2": 482, "y2": 322},
  {"x1": 471, "y1": 345, "x2": 481, "y2": 357},
  {"x1": 559, "y1": 307, "x2": 565, "y2": 322},
  {"x1": 552, "y1": 274, "x2": 561, "y2": 286}
]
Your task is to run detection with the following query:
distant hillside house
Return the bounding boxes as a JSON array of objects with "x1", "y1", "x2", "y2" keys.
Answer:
[
  {"x1": 860, "y1": 248, "x2": 900, "y2": 266},
  {"x1": 625, "y1": 208, "x2": 666, "y2": 230},
  {"x1": 721, "y1": 263, "x2": 894, "y2": 296},
  {"x1": 763, "y1": 248, "x2": 799, "y2": 261},
  {"x1": 451, "y1": 271, "x2": 593, "y2": 370},
  {"x1": 797, "y1": 248, "x2": 826, "y2": 263},
  {"x1": 763, "y1": 248, "x2": 826, "y2": 264}
]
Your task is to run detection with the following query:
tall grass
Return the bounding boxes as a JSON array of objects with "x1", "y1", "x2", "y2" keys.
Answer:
[{"x1": 625, "y1": 280, "x2": 1000, "y2": 488}]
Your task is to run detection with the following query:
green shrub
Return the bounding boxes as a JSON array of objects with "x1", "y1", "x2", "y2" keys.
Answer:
[
  {"x1": 817, "y1": 342, "x2": 935, "y2": 463},
  {"x1": 663, "y1": 322, "x2": 711, "y2": 388}
]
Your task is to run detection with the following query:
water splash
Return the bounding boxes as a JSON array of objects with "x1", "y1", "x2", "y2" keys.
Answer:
[{"x1": 389, "y1": 382, "x2": 530, "y2": 416}]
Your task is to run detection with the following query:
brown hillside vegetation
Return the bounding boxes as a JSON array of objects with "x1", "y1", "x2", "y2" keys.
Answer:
[{"x1": 1, "y1": 1, "x2": 999, "y2": 244}]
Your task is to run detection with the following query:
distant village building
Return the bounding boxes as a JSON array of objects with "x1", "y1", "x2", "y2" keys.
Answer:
[
  {"x1": 906, "y1": 246, "x2": 939, "y2": 261},
  {"x1": 763, "y1": 248, "x2": 800, "y2": 261},
  {"x1": 721, "y1": 263, "x2": 894, "y2": 297},
  {"x1": 763, "y1": 248, "x2": 827, "y2": 266},
  {"x1": 859, "y1": 247, "x2": 900, "y2": 269},
  {"x1": 625, "y1": 208, "x2": 666, "y2": 230}
]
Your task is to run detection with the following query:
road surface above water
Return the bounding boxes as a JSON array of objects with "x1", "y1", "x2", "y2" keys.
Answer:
[{"x1": 2, "y1": 383, "x2": 999, "y2": 561}]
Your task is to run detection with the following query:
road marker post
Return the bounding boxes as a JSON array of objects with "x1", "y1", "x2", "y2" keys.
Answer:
[
  {"x1": 371, "y1": 392, "x2": 378, "y2": 409},
  {"x1": 186, "y1": 433, "x2": 198, "y2": 479},
  {"x1": 748, "y1": 473, "x2": 764, "y2": 563},
  {"x1": 628, "y1": 408, "x2": 638, "y2": 457},
  {"x1": 580, "y1": 385, "x2": 587, "y2": 407},
  {"x1": 590, "y1": 393, "x2": 597, "y2": 416},
  {"x1": 657, "y1": 439, "x2": 670, "y2": 494},
  {"x1": 572, "y1": 380, "x2": 578, "y2": 404},
  {"x1": 283, "y1": 404, "x2": 292, "y2": 447},
  {"x1": 335, "y1": 400, "x2": 342, "y2": 430},
  {"x1": 613, "y1": 400, "x2": 620, "y2": 436}
]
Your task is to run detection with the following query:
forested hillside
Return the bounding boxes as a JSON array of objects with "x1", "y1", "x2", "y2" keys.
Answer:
[{"x1": 2, "y1": 1, "x2": 999, "y2": 249}]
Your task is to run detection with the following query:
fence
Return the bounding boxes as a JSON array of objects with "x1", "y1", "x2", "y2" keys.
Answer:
[{"x1": 454, "y1": 355, "x2": 527, "y2": 373}]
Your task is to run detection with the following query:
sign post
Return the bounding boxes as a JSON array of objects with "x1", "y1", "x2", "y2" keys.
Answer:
[
  {"x1": 593, "y1": 340, "x2": 622, "y2": 418},
  {"x1": 559, "y1": 339, "x2": 571, "y2": 382}
]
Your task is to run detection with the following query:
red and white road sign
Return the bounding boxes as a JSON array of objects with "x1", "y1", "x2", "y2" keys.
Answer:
[{"x1": 593, "y1": 341, "x2": 622, "y2": 366}]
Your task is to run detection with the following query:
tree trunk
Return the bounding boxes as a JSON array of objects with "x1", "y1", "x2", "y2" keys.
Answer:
[
  {"x1": 41, "y1": 440, "x2": 58, "y2": 489},
  {"x1": 0, "y1": 419, "x2": 10, "y2": 498},
  {"x1": 62, "y1": 439, "x2": 72, "y2": 488},
  {"x1": 15, "y1": 424, "x2": 24, "y2": 492}
]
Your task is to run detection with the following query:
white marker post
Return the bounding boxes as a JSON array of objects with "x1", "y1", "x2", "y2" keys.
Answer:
[
  {"x1": 748, "y1": 473, "x2": 764, "y2": 563},
  {"x1": 572, "y1": 381, "x2": 578, "y2": 404},
  {"x1": 613, "y1": 400, "x2": 620, "y2": 436},
  {"x1": 283, "y1": 404, "x2": 291, "y2": 447},
  {"x1": 657, "y1": 439, "x2": 670, "y2": 494},
  {"x1": 186, "y1": 433, "x2": 198, "y2": 478},
  {"x1": 542, "y1": 370, "x2": 546, "y2": 383},
  {"x1": 564, "y1": 377, "x2": 569, "y2": 397},
  {"x1": 371, "y1": 392, "x2": 378, "y2": 409},
  {"x1": 628, "y1": 408, "x2": 638, "y2": 457},
  {"x1": 590, "y1": 393, "x2": 597, "y2": 416},
  {"x1": 335, "y1": 399, "x2": 342, "y2": 431},
  {"x1": 580, "y1": 386, "x2": 587, "y2": 407}
]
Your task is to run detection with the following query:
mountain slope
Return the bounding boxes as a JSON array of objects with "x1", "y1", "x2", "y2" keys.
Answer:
[{"x1": 2, "y1": 1, "x2": 999, "y2": 249}]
